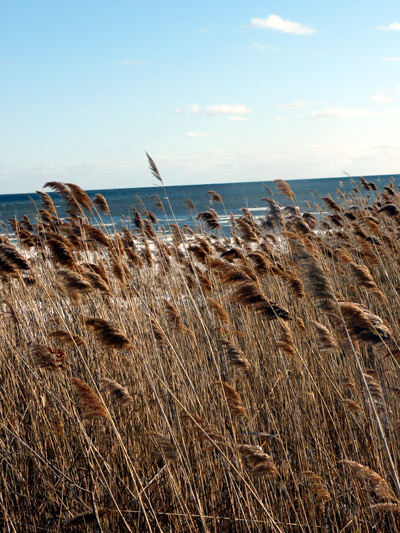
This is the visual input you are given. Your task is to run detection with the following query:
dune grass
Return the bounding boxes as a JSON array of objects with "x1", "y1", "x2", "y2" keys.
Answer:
[{"x1": 2, "y1": 167, "x2": 400, "y2": 531}]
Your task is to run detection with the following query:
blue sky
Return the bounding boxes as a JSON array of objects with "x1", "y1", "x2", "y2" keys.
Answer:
[{"x1": 2, "y1": 1, "x2": 400, "y2": 193}]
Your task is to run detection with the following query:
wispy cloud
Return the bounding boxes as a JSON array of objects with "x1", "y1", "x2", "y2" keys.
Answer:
[
  {"x1": 176, "y1": 104, "x2": 252, "y2": 122},
  {"x1": 121, "y1": 60, "x2": 144, "y2": 66},
  {"x1": 369, "y1": 93, "x2": 395, "y2": 103},
  {"x1": 306, "y1": 107, "x2": 386, "y2": 119},
  {"x1": 377, "y1": 22, "x2": 400, "y2": 31},
  {"x1": 186, "y1": 132, "x2": 211, "y2": 138},
  {"x1": 251, "y1": 43, "x2": 277, "y2": 51},
  {"x1": 250, "y1": 15, "x2": 315, "y2": 36},
  {"x1": 381, "y1": 57, "x2": 400, "y2": 62}
]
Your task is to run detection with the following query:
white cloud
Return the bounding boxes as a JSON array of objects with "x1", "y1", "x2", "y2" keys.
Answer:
[
  {"x1": 203, "y1": 104, "x2": 252, "y2": 116},
  {"x1": 370, "y1": 93, "x2": 395, "y2": 103},
  {"x1": 278, "y1": 100, "x2": 309, "y2": 109},
  {"x1": 228, "y1": 116, "x2": 248, "y2": 122},
  {"x1": 121, "y1": 60, "x2": 144, "y2": 66},
  {"x1": 274, "y1": 116, "x2": 288, "y2": 121},
  {"x1": 381, "y1": 57, "x2": 400, "y2": 62},
  {"x1": 307, "y1": 107, "x2": 386, "y2": 118},
  {"x1": 250, "y1": 15, "x2": 315, "y2": 36},
  {"x1": 251, "y1": 43, "x2": 277, "y2": 51},
  {"x1": 377, "y1": 22, "x2": 400, "y2": 31},
  {"x1": 176, "y1": 104, "x2": 252, "y2": 119},
  {"x1": 186, "y1": 132, "x2": 211, "y2": 137}
]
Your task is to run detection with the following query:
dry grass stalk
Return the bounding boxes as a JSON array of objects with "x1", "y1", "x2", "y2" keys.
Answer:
[
  {"x1": 64, "y1": 508, "x2": 112, "y2": 528},
  {"x1": 71, "y1": 377, "x2": 109, "y2": 420},
  {"x1": 370, "y1": 503, "x2": 400, "y2": 513}
]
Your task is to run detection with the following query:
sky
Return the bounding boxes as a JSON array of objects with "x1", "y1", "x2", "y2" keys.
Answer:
[{"x1": 1, "y1": 1, "x2": 400, "y2": 194}]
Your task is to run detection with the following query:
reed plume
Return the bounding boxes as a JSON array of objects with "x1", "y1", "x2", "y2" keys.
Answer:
[
  {"x1": 290, "y1": 239, "x2": 338, "y2": 315},
  {"x1": 237, "y1": 445, "x2": 278, "y2": 477},
  {"x1": 340, "y1": 460, "x2": 396, "y2": 501},
  {"x1": 36, "y1": 190, "x2": 58, "y2": 216},
  {"x1": 146, "y1": 151, "x2": 163, "y2": 182},
  {"x1": 148, "y1": 431, "x2": 177, "y2": 462},
  {"x1": 93, "y1": 193, "x2": 110, "y2": 212},
  {"x1": 57, "y1": 269, "x2": 93, "y2": 301},
  {"x1": 348, "y1": 262, "x2": 385, "y2": 300},
  {"x1": 0, "y1": 244, "x2": 30, "y2": 271},
  {"x1": 65, "y1": 183, "x2": 93, "y2": 212},
  {"x1": 182, "y1": 414, "x2": 225, "y2": 449},
  {"x1": 274, "y1": 179, "x2": 295, "y2": 200},
  {"x1": 218, "y1": 338, "x2": 251, "y2": 371},
  {"x1": 49, "y1": 329, "x2": 86, "y2": 347},
  {"x1": 71, "y1": 377, "x2": 109, "y2": 420},
  {"x1": 28, "y1": 342, "x2": 67, "y2": 371},
  {"x1": 220, "y1": 382, "x2": 248, "y2": 417},
  {"x1": 230, "y1": 280, "x2": 291, "y2": 321},
  {"x1": 100, "y1": 378, "x2": 134, "y2": 407},
  {"x1": 85, "y1": 317, "x2": 133, "y2": 350},
  {"x1": 302, "y1": 471, "x2": 331, "y2": 503},
  {"x1": 338, "y1": 302, "x2": 391, "y2": 345},
  {"x1": 206, "y1": 190, "x2": 223, "y2": 202}
]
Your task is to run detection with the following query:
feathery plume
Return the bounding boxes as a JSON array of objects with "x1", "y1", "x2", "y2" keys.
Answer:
[
  {"x1": 182, "y1": 414, "x2": 225, "y2": 449},
  {"x1": 93, "y1": 193, "x2": 110, "y2": 213},
  {"x1": 237, "y1": 445, "x2": 278, "y2": 477},
  {"x1": 220, "y1": 382, "x2": 248, "y2": 417},
  {"x1": 218, "y1": 339, "x2": 251, "y2": 371},
  {"x1": 149, "y1": 431, "x2": 177, "y2": 462},
  {"x1": 28, "y1": 342, "x2": 67, "y2": 372},
  {"x1": 274, "y1": 179, "x2": 295, "y2": 200},
  {"x1": 85, "y1": 317, "x2": 133, "y2": 350},
  {"x1": 72, "y1": 377, "x2": 109, "y2": 420},
  {"x1": 146, "y1": 152, "x2": 163, "y2": 182},
  {"x1": 100, "y1": 378, "x2": 134, "y2": 407},
  {"x1": 230, "y1": 280, "x2": 291, "y2": 321},
  {"x1": 340, "y1": 460, "x2": 396, "y2": 501}
]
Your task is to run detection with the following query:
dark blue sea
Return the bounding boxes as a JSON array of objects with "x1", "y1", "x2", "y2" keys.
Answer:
[{"x1": 0, "y1": 174, "x2": 398, "y2": 232}]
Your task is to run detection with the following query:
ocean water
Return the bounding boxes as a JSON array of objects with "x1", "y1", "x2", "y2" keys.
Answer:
[{"x1": 0, "y1": 174, "x2": 398, "y2": 232}]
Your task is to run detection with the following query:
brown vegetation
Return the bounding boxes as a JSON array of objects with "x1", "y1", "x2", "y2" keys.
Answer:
[{"x1": 3, "y1": 173, "x2": 400, "y2": 531}]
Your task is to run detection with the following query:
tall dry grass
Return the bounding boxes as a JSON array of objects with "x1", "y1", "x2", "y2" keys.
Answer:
[{"x1": 2, "y1": 170, "x2": 400, "y2": 531}]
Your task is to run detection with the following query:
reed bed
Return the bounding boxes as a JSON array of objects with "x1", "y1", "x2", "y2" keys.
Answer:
[{"x1": 2, "y1": 165, "x2": 400, "y2": 531}]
